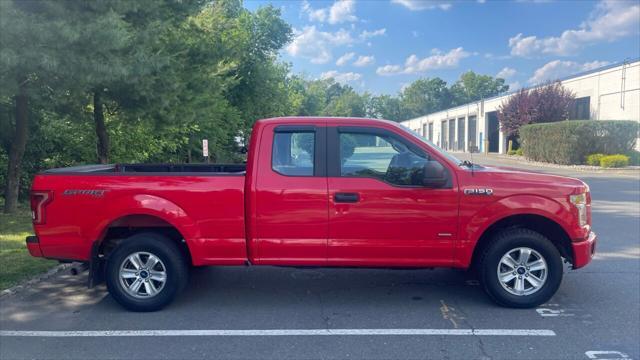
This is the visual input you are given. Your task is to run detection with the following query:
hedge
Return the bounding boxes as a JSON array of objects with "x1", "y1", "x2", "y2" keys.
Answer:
[
  {"x1": 519, "y1": 120, "x2": 640, "y2": 165},
  {"x1": 600, "y1": 154, "x2": 629, "y2": 168},
  {"x1": 585, "y1": 153, "x2": 605, "y2": 166}
]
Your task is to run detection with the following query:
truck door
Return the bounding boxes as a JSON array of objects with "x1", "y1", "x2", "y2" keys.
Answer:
[
  {"x1": 326, "y1": 125, "x2": 458, "y2": 267},
  {"x1": 252, "y1": 124, "x2": 328, "y2": 265}
]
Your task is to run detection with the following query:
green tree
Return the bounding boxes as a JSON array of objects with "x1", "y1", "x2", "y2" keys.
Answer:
[
  {"x1": 368, "y1": 95, "x2": 407, "y2": 121},
  {"x1": 450, "y1": 71, "x2": 509, "y2": 106},
  {"x1": 0, "y1": 0, "x2": 133, "y2": 212},
  {"x1": 205, "y1": 0, "x2": 292, "y2": 142},
  {"x1": 400, "y1": 78, "x2": 451, "y2": 119},
  {"x1": 323, "y1": 88, "x2": 368, "y2": 117}
]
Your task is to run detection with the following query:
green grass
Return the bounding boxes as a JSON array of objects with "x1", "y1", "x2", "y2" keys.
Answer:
[{"x1": 0, "y1": 202, "x2": 57, "y2": 290}]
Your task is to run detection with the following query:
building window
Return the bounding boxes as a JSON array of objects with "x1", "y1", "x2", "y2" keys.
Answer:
[
  {"x1": 468, "y1": 115, "x2": 477, "y2": 151},
  {"x1": 569, "y1": 96, "x2": 590, "y2": 120},
  {"x1": 428, "y1": 122, "x2": 433, "y2": 142},
  {"x1": 457, "y1": 117, "x2": 465, "y2": 151}
]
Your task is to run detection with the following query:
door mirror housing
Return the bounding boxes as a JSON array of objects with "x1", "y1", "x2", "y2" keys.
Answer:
[{"x1": 423, "y1": 160, "x2": 448, "y2": 188}]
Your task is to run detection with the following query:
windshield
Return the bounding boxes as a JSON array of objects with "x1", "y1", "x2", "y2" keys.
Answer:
[{"x1": 399, "y1": 125, "x2": 462, "y2": 165}]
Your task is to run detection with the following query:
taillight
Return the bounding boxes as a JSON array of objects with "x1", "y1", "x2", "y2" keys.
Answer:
[{"x1": 30, "y1": 191, "x2": 53, "y2": 225}]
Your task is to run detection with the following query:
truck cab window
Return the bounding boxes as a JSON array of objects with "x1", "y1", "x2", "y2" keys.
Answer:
[
  {"x1": 339, "y1": 132, "x2": 427, "y2": 186},
  {"x1": 272, "y1": 132, "x2": 315, "y2": 176}
]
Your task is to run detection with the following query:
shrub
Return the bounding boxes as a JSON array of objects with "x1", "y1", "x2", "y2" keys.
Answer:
[
  {"x1": 600, "y1": 154, "x2": 629, "y2": 168},
  {"x1": 507, "y1": 149, "x2": 517, "y2": 155},
  {"x1": 515, "y1": 148, "x2": 523, "y2": 156},
  {"x1": 626, "y1": 150, "x2": 640, "y2": 166},
  {"x1": 519, "y1": 120, "x2": 640, "y2": 165},
  {"x1": 499, "y1": 82, "x2": 575, "y2": 137},
  {"x1": 585, "y1": 153, "x2": 605, "y2": 166}
]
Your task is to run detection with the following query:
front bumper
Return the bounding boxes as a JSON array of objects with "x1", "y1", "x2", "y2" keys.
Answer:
[
  {"x1": 572, "y1": 231, "x2": 597, "y2": 269},
  {"x1": 26, "y1": 236, "x2": 43, "y2": 258}
]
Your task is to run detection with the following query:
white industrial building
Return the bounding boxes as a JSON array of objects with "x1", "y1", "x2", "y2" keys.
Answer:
[{"x1": 401, "y1": 59, "x2": 640, "y2": 154}]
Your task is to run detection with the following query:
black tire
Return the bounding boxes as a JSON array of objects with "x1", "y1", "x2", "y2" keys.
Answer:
[
  {"x1": 479, "y1": 228, "x2": 563, "y2": 308},
  {"x1": 106, "y1": 232, "x2": 188, "y2": 312}
]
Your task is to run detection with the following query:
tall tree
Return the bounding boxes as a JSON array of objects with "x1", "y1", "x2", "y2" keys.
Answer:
[
  {"x1": 206, "y1": 0, "x2": 293, "y2": 140},
  {"x1": 0, "y1": 0, "x2": 111, "y2": 212},
  {"x1": 368, "y1": 95, "x2": 407, "y2": 122},
  {"x1": 77, "y1": 0, "x2": 205, "y2": 163},
  {"x1": 450, "y1": 71, "x2": 509, "y2": 106},
  {"x1": 400, "y1": 78, "x2": 451, "y2": 119},
  {"x1": 324, "y1": 88, "x2": 368, "y2": 117}
]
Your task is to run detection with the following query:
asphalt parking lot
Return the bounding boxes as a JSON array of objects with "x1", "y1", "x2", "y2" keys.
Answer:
[{"x1": 1, "y1": 158, "x2": 638, "y2": 360}]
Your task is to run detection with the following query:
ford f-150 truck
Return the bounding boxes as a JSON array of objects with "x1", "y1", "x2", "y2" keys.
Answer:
[{"x1": 27, "y1": 117, "x2": 596, "y2": 311}]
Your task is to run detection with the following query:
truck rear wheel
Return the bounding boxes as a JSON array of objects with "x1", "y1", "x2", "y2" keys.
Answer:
[
  {"x1": 479, "y1": 228, "x2": 563, "y2": 308},
  {"x1": 106, "y1": 232, "x2": 188, "y2": 312}
]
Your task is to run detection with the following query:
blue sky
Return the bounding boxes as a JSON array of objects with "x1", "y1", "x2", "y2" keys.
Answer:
[{"x1": 244, "y1": 0, "x2": 640, "y2": 95}]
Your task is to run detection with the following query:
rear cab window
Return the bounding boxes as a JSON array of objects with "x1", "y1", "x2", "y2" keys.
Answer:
[{"x1": 272, "y1": 131, "x2": 315, "y2": 176}]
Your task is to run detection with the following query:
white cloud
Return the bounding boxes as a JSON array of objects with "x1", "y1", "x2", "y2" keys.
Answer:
[
  {"x1": 528, "y1": 60, "x2": 610, "y2": 84},
  {"x1": 359, "y1": 28, "x2": 386, "y2": 40},
  {"x1": 329, "y1": 0, "x2": 358, "y2": 24},
  {"x1": 354, "y1": 55, "x2": 375, "y2": 67},
  {"x1": 509, "y1": 0, "x2": 640, "y2": 56},
  {"x1": 320, "y1": 70, "x2": 363, "y2": 84},
  {"x1": 376, "y1": 64, "x2": 404, "y2": 76},
  {"x1": 497, "y1": 67, "x2": 517, "y2": 79},
  {"x1": 376, "y1": 47, "x2": 470, "y2": 76},
  {"x1": 301, "y1": 0, "x2": 358, "y2": 24},
  {"x1": 508, "y1": 81, "x2": 522, "y2": 90},
  {"x1": 391, "y1": 0, "x2": 452, "y2": 11},
  {"x1": 301, "y1": 1, "x2": 327, "y2": 22},
  {"x1": 336, "y1": 52, "x2": 356, "y2": 66},
  {"x1": 286, "y1": 26, "x2": 355, "y2": 64}
]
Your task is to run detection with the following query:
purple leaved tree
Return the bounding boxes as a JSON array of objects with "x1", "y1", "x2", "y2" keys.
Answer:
[{"x1": 498, "y1": 82, "x2": 575, "y2": 137}]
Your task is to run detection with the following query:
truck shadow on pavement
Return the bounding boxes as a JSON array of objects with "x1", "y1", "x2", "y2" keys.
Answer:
[{"x1": 1, "y1": 266, "x2": 501, "y2": 328}]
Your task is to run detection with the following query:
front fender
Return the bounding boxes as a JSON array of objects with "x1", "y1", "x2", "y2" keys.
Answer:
[{"x1": 456, "y1": 194, "x2": 574, "y2": 267}]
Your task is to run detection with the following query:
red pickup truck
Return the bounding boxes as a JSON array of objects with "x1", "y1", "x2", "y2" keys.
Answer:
[{"x1": 27, "y1": 117, "x2": 596, "y2": 311}]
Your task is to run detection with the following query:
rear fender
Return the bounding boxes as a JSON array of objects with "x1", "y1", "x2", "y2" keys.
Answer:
[{"x1": 89, "y1": 194, "x2": 200, "y2": 255}]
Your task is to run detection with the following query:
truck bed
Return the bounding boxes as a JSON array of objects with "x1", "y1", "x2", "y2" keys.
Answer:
[
  {"x1": 31, "y1": 166, "x2": 247, "y2": 265},
  {"x1": 43, "y1": 163, "x2": 246, "y2": 174}
]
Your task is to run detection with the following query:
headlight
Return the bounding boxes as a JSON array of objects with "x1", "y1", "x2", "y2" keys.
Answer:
[{"x1": 570, "y1": 193, "x2": 588, "y2": 226}]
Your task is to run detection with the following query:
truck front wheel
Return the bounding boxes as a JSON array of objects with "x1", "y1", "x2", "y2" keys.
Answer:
[
  {"x1": 479, "y1": 228, "x2": 563, "y2": 308},
  {"x1": 105, "y1": 232, "x2": 188, "y2": 312}
]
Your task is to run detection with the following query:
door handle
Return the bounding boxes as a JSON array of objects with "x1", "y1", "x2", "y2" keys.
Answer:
[{"x1": 334, "y1": 192, "x2": 360, "y2": 203}]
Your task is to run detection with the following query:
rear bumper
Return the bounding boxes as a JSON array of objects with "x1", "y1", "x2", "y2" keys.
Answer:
[
  {"x1": 26, "y1": 236, "x2": 44, "y2": 258},
  {"x1": 572, "y1": 231, "x2": 597, "y2": 269}
]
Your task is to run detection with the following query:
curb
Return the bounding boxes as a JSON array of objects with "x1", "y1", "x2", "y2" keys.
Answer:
[
  {"x1": 454, "y1": 152, "x2": 640, "y2": 174},
  {"x1": 0, "y1": 263, "x2": 74, "y2": 299},
  {"x1": 494, "y1": 154, "x2": 640, "y2": 172}
]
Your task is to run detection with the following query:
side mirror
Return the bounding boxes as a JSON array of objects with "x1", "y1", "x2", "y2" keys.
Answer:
[{"x1": 423, "y1": 160, "x2": 448, "y2": 188}]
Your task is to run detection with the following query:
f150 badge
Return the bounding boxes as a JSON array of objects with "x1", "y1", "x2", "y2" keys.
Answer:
[{"x1": 464, "y1": 188, "x2": 494, "y2": 196}]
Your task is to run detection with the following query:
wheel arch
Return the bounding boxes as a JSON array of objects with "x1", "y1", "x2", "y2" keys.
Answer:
[
  {"x1": 469, "y1": 213, "x2": 573, "y2": 271},
  {"x1": 88, "y1": 194, "x2": 200, "y2": 266},
  {"x1": 96, "y1": 214, "x2": 193, "y2": 265}
]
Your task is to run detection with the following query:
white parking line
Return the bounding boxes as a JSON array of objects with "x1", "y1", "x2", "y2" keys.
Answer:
[{"x1": 0, "y1": 329, "x2": 556, "y2": 337}]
